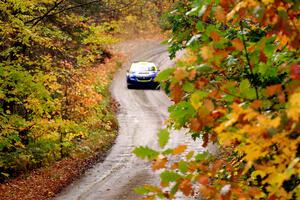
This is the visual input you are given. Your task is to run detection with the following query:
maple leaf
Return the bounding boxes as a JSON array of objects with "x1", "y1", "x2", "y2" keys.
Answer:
[
  {"x1": 152, "y1": 155, "x2": 168, "y2": 171},
  {"x1": 198, "y1": 174, "x2": 209, "y2": 185},
  {"x1": 210, "y1": 31, "x2": 221, "y2": 42},
  {"x1": 173, "y1": 145, "x2": 187, "y2": 155},
  {"x1": 290, "y1": 64, "x2": 300, "y2": 80},
  {"x1": 179, "y1": 179, "x2": 193, "y2": 196},
  {"x1": 190, "y1": 118, "x2": 202, "y2": 131},
  {"x1": 231, "y1": 38, "x2": 244, "y2": 51},
  {"x1": 201, "y1": 46, "x2": 215, "y2": 60},
  {"x1": 174, "y1": 68, "x2": 187, "y2": 81},
  {"x1": 215, "y1": 6, "x2": 226, "y2": 23},
  {"x1": 266, "y1": 84, "x2": 282, "y2": 96},
  {"x1": 170, "y1": 83, "x2": 183, "y2": 103}
]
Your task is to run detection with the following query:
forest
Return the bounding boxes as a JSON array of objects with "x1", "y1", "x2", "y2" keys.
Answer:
[
  {"x1": 0, "y1": 0, "x2": 173, "y2": 181},
  {"x1": 1, "y1": 0, "x2": 300, "y2": 199}
]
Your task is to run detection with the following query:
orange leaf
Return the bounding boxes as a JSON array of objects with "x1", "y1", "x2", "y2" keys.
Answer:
[
  {"x1": 204, "y1": 99, "x2": 215, "y2": 111},
  {"x1": 198, "y1": 174, "x2": 210, "y2": 185},
  {"x1": 173, "y1": 145, "x2": 187, "y2": 155},
  {"x1": 190, "y1": 118, "x2": 202, "y2": 131},
  {"x1": 231, "y1": 38, "x2": 244, "y2": 51},
  {"x1": 174, "y1": 68, "x2": 187, "y2": 81},
  {"x1": 201, "y1": 46, "x2": 215, "y2": 60},
  {"x1": 215, "y1": 6, "x2": 226, "y2": 23},
  {"x1": 188, "y1": 69, "x2": 197, "y2": 80},
  {"x1": 171, "y1": 162, "x2": 178, "y2": 170},
  {"x1": 160, "y1": 181, "x2": 169, "y2": 188},
  {"x1": 250, "y1": 100, "x2": 262, "y2": 110},
  {"x1": 170, "y1": 83, "x2": 183, "y2": 103},
  {"x1": 152, "y1": 155, "x2": 168, "y2": 171},
  {"x1": 179, "y1": 179, "x2": 193, "y2": 196},
  {"x1": 210, "y1": 31, "x2": 221, "y2": 41},
  {"x1": 266, "y1": 84, "x2": 282, "y2": 96}
]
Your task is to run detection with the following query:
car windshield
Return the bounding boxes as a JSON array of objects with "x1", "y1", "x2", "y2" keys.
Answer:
[{"x1": 130, "y1": 63, "x2": 156, "y2": 72}]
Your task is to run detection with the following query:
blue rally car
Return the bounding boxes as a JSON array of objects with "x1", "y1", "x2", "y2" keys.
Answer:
[{"x1": 126, "y1": 61, "x2": 160, "y2": 89}]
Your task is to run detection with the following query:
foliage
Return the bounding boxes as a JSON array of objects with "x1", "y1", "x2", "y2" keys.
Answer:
[
  {"x1": 0, "y1": 0, "x2": 180, "y2": 182},
  {"x1": 134, "y1": 0, "x2": 300, "y2": 199},
  {"x1": 0, "y1": 0, "x2": 123, "y2": 181}
]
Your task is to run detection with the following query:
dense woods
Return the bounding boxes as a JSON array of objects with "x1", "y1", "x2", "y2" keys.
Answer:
[
  {"x1": 0, "y1": 0, "x2": 175, "y2": 182},
  {"x1": 134, "y1": 0, "x2": 300, "y2": 199}
]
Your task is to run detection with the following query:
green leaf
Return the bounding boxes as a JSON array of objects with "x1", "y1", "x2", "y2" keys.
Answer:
[
  {"x1": 196, "y1": 64, "x2": 212, "y2": 73},
  {"x1": 169, "y1": 102, "x2": 196, "y2": 129},
  {"x1": 170, "y1": 182, "x2": 180, "y2": 195},
  {"x1": 183, "y1": 82, "x2": 195, "y2": 93},
  {"x1": 195, "y1": 151, "x2": 211, "y2": 161},
  {"x1": 160, "y1": 171, "x2": 181, "y2": 182},
  {"x1": 240, "y1": 79, "x2": 250, "y2": 93},
  {"x1": 162, "y1": 148, "x2": 173, "y2": 155},
  {"x1": 133, "y1": 146, "x2": 159, "y2": 160},
  {"x1": 158, "y1": 129, "x2": 170, "y2": 148},
  {"x1": 155, "y1": 68, "x2": 175, "y2": 82},
  {"x1": 196, "y1": 21, "x2": 204, "y2": 32},
  {"x1": 178, "y1": 161, "x2": 188, "y2": 173},
  {"x1": 134, "y1": 186, "x2": 151, "y2": 195}
]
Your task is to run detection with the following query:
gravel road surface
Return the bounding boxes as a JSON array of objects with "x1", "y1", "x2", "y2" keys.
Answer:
[{"x1": 54, "y1": 39, "x2": 209, "y2": 200}]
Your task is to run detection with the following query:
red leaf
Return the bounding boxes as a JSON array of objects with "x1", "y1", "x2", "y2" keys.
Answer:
[
  {"x1": 290, "y1": 64, "x2": 300, "y2": 80},
  {"x1": 259, "y1": 51, "x2": 268, "y2": 63}
]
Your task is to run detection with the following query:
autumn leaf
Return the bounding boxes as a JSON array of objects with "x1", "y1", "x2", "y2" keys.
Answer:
[
  {"x1": 201, "y1": 46, "x2": 215, "y2": 60},
  {"x1": 173, "y1": 145, "x2": 187, "y2": 155},
  {"x1": 215, "y1": 6, "x2": 226, "y2": 23},
  {"x1": 170, "y1": 83, "x2": 183, "y2": 103},
  {"x1": 290, "y1": 64, "x2": 300, "y2": 80},
  {"x1": 152, "y1": 155, "x2": 168, "y2": 171},
  {"x1": 198, "y1": 174, "x2": 210, "y2": 185},
  {"x1": 179, "y1": 179, "x2": 193, "y2": 196},
  {"x1": 210, "y1": 31, "x2": 221, "y2": 42},
  {"x1": 266, "y1": 84, "x2": 282, "y2": 96},
  {"x1": 190, "y1": 118, "x2": 202, "y2": 131},
  {"x1": 259, "y1": 51, "x2": 268, "y2": 63},
  {"x1": 188, "y1": 69, "x2": 197, "y2": 80},
  {"x1": 231, "y1": 38, "x2": 244, "y2": 51},
  {"x1": 174, "y1": 68, "x2": 187, "y2": 81}
]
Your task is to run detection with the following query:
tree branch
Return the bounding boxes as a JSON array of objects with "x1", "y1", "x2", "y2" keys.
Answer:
[
  {"x1": 239, "y1": 20, "x2": 260, "y2": 101},
  {"x1": 26, "y1": 0, "x2": 65, "y2": 27}
]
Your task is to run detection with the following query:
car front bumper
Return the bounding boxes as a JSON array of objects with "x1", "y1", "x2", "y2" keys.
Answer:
[{"x1": 127, "y1": 77, "x2": 159, "y2": 88}]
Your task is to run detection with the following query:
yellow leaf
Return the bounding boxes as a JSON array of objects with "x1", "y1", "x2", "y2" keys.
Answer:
[{"x1": 287, "y1": 92, "x2": 300, "y2": 121}]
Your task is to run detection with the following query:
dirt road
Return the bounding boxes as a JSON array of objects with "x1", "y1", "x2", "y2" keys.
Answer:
[{"x1": 54, "y1": 40, "x2": 207, "y2": 200}]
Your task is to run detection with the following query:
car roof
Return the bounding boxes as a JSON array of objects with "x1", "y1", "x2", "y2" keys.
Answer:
[
  {"x1": 130, "y1": 62, "x2": 157, "y2": 71},
  {"x1": 131, "y1": 61, "x2": 156, "y2": 66}
]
